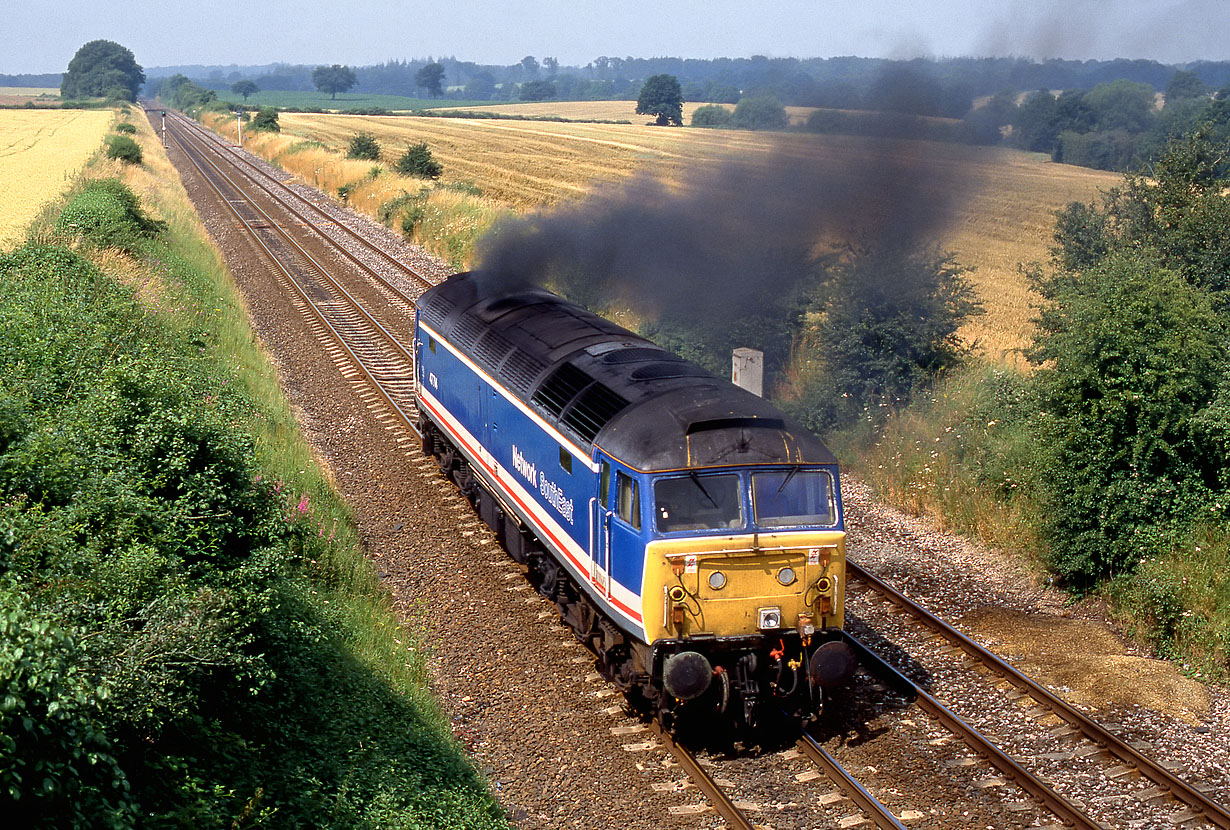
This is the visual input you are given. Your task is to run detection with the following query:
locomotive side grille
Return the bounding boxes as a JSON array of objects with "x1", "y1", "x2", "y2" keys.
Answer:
[
  {"x1": 562, "y1": 383, "x2": 629, "y2": 443},
  {"x1": 532, "y1": 363, "x2": 592, "y2": 417},
  {"x1": 502, "y1": 350, "x2": 548, "y2": 395}
]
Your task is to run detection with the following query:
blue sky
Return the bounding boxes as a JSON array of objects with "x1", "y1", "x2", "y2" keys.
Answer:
[{"x1": 5, "y1": 0, "x2": 1228, "y2": 76}]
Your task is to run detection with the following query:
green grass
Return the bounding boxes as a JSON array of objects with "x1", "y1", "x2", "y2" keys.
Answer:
[
  {"x1": 2, "y1": 129, "x2": 507, "y2": 827},
  {"x1": 209, "y1": 88, "x2": 488, "y2": 112}
]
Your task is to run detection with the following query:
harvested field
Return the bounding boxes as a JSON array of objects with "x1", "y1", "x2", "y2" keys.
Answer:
[
  {"x1": 0, "y1": 86, "x2": 59, "y2": 106},
  {"x1": 0, "y1": 108, "x2": 112, "y2": 248},
  {"x1": 231, "y1": 108, "x2": 1119, "y2": 360}
]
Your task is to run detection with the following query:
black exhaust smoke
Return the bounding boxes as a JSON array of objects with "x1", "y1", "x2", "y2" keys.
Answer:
[{"x1": 473, "y1": 68, "x2": 979, "y2": 343}]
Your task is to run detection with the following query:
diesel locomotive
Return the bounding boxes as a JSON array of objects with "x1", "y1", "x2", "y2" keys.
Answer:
[{"x1": 414, "y1": 272, "x2": 856, "y2": 728}]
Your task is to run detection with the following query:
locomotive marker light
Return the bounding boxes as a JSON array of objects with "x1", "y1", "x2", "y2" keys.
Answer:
[
  {"x1": 777, "y1": 566, "x2": 796, "y2": 586},
  {"x1": 758, "y1": 607, "x2": 782, "y2": 630},
  {"x1": 708, "y1": 570, "x2": 727, "y2": 590}
]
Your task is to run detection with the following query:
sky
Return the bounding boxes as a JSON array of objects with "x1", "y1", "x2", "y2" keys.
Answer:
[{"x1": 5, "y1": 0, "x2": 1229, "y2": 76}]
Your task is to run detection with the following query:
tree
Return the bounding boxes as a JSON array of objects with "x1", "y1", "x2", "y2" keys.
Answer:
[
  {"x1": 415, "y1": 62, "x2": 445, "y2": 98},
  {"x1": 1165, "y1": 70, "x2": 1208, "y2": 103},
  {"x1": 542, "y1": 57, "x2": 559, "y2": 77},
  {"x1": 519, "y1": 80, "x2": 556, "y2": 102},
  {"x1": 730, "y1": 94, "x2": 789, "y2": 130},
  {"x1": 635, "y1": 74, "x2": 683, "y2": 126},
  {"x1": 795, "y1": 248, "x2": 981, "y2": 430},
  {"x1": 61, "y1": 40, "x2": 145, "y2": 102},
  {"x1": 690, "y1": 104, "x2": 732, "y2": 128},
  {"x1": 464, "y1": 71, "x2": 496, "y2": 99},
  {"x1": 231, "y1": 80, "x2": 258, "y2": 101},
  {"x1": 519, "y1": 56, "x2": 539, "y2": 77},
  {"x1": 312, "y1": 64, "x2": 357, "y2": 99}
]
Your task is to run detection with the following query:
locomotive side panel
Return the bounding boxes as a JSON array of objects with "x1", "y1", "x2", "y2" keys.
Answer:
[{"x1": 417, "y1": 319, "x2": 648, "y2": 637}]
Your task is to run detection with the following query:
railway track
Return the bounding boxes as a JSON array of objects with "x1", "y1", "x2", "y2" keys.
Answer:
[
  {"x1": 160, "y1": 109, "x2": 430, "y2": 438},
  {"x1": 847, "y1": 562, "x2": 1230, "y2": 829},
  {"x1": 155, "y1": 107, "x2": 1230, "y2": 830}
]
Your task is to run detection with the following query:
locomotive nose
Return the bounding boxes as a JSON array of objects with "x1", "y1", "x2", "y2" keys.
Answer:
[
  {"x1": 808, "y1": 640, "x2": 857, "y2": 688},
  {"x1": 663, "y1": 651, "x2": 713, "y2": 700}
]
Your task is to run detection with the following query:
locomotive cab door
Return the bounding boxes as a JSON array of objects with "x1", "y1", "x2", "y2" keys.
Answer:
[{"x1": 591, "y1": 459, "x2": 612, "y2": 597}]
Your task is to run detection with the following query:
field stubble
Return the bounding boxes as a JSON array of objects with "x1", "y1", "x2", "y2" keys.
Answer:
[{"x1": 206, "y1": 105, "x2": 1118, "y2": 361}]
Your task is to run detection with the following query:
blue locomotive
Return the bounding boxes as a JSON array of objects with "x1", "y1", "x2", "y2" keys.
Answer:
[{"x1": 414, "y1": 272, "x2": 855, "y2": 728}]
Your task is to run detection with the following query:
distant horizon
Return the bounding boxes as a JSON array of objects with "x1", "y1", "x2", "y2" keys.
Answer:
[{"x1": 5, "y1": 0, "x2": 1228, "y2": 77}]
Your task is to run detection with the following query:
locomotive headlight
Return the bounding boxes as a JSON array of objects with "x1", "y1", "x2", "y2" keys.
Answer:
[
  {"x1": 777, "y1": 567, "x2": 796, "y2": 586},
  {"x1": 708, "y1": 571, "x2": 727, "y2": 590},
  {"x1": 758, "y1": 607, "x2": 782, "y2": 630}
]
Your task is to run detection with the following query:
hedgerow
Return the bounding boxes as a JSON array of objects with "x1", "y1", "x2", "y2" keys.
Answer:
[{"x1": 0, "y1": 189, "x2": 506, "y2": 824}]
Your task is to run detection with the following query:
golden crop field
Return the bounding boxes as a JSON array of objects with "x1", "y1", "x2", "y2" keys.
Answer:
[
  {"x1": 228, "y1": 106, "x2": 1120, "y2": 361},
  {"x1": 0, "y1": 109, "x2": 113, "y2": 248}
]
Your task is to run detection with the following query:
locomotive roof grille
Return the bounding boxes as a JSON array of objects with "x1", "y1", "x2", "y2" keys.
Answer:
[
  {"x1": 630, "y1": 362, "x2": 712, "y2": 381},
  {"x1": 532, "y1": 363, "x2": 592, "y2": 418},
  {"x1": 686, "y1": 417, "x2": 787, "y2": 434},
  {"x1": 453, "y1": 312, "x2": 485, "y2": 350},
  {"x1": 501, "y1": 349, "x2": 548, "y2": 396},
  {"x1": 418, "y1": 292, "x2": 455, "y2": 328},
  {"x1": 562, "y1": 382, "x2": 630, "y2": 443},
  {"x1": 474, "y1": 328, "x2": 515, "y2": 370}
]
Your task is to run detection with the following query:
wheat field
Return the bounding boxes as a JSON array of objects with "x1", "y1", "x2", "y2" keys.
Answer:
[
  {"x1": 219, "y1": 108, "x2": 1120, "y2": 360},
  {"x1": 0, "y1": 109, "x2": 113, "y2": 248}
]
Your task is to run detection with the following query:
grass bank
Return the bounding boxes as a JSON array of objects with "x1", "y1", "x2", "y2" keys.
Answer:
[{"x1": 3, "y1": 107, "x2": 506, "y2": 827}]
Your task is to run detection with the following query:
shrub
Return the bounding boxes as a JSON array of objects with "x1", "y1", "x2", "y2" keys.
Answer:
[
  {"x1": 1030, "y1": 254, "x2": 1230, "y2": 586},
  {"x1": 691, "y1": 104, "x2": 732, "y2": 128},
  {"x1": 731, "y1": 95, "x2": 789, "y2": 130},
  {"x1": 249, "y1": 106, "x2": 280, "y2": 133},
  {"x1": 105, "y1": 135, "x2": 142, "y2": 165},
  {"x1": 789, "y1": 247, "x2": 981, "y2": 432},
  {"x1": 54, "y1": 179, "x2": 166, "y2": 252},
  {"x1": 114, "y1": 122, "x2": 137, "y2": 134},
  {"x1": 347, "y1": 131, "x2": 381, "y2": 160},
  {"x1": 394, "y1": 142, "x2": 442, "y2": 179}
]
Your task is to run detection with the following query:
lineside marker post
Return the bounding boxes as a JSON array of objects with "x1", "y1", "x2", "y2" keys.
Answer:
[{"x1": 237, "y1": 111, "x2": 242, "y2": 146}]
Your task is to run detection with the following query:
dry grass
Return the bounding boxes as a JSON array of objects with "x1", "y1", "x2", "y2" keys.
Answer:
[
  {"x1": 204, "y1": 105, "x2": 1119, "y2": 360},
  {"x1": 0, "y1": 108, "x2": 113, "y2": 248}
]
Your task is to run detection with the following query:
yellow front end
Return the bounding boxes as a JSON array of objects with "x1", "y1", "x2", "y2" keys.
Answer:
[{"x1": 642, "y1": 530, "x2": 847, "y2": 642}]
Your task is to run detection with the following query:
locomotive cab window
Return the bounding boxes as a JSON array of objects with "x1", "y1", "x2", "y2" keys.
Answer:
[
  {"x1": 752, "y1": 468, "x2": 836, "y2": 528},
  {"x1": 616, "y1": 471, "x2": 640, "y2": 530},
  {"x1": 655, "y1": 473, "x2": 743, "y2": 533}
]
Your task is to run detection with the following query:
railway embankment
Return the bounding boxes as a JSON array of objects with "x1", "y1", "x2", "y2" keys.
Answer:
[{"x1": 0, "y1": 109, "x2": 505, "y2": 827}]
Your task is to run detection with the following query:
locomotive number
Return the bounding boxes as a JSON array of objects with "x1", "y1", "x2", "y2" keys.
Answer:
[{"x1": 428, "y1": 372, "x2": 438, "y2": 390}]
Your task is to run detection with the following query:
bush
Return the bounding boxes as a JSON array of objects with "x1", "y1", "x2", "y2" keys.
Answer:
[
  {"x1": 394, "y1": 142, "x2": 443, "y2": 178},
  {"x1": 691, "y1": 104, "x2": 732, "y2": 128},
  {"x1": 54, "y1": 179, "x2": 166, "y2": 252},
  {"x1": 114, "y1": 122, "x2": 137, "y2": 134},
  {"x1": 790, "y1": 248, "x2": 981, "y2": 432},
  {"x1": 249, "y1": 106, "x2": 280, "y2": 133},
  {"x1": 731, "y1": 95, "x2": 789, "y2": 130},
  {"x1": 347, "y1": 131, "x2": 381, "y2": 160},
  {"x1": 104, "y1": 135, "x2": 142, "y2": 165},
  {"x1": 1030, "y1": 253, "x2": 1229, "y2": 585}
]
